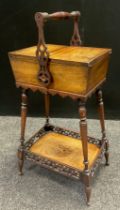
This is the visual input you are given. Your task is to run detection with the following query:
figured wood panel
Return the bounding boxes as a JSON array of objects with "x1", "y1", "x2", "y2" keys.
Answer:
[
  {"x1": 9, "y1": 44, "x2": 111, "y2": 65},
  {"x1": 87, "y1": 55, "x2": 110, "y2": 91},
  {"x1": 9, "y1": 44, "x2": 111, "y2": 97},
  {"x1": 9, "y1": 59, "x2": 42, "y2": 87},
  {"x1": 9, "y1": 44, "x2": 65, "y2": 58},
  {"x1": 29, "y1": 132, "x2": 100, "y2": 171},
  {"x1": 49, "y1": 62, "x2": 88, "y2": 94},
  {"x1": 9, "y1": 58, "x2": 88, "y2": 95},
  {"x1": 50, "y1": 46, "x2": 111, "y2": 65}
]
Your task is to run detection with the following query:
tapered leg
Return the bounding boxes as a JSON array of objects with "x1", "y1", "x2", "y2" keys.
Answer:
[
  {"x1": 18, "y1": 89, "x2": 28, "y2": 175},
  {"x1": 44, "y1": 93, "x2": 50, "y2": 125},
  {"x1": 96, "y1": 89, "x2": 109, "y2": 166},
  {"x1": 78, "y1": 100, "x2": 91, "y2": 205},
  {"x1": 84, "y1": 173, "x2": 91, "y2": 206}
]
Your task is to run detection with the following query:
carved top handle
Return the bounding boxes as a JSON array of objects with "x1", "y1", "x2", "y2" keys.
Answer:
[
  {"x1": 35, "y1": 11, "x2": 82, "y2": 87},
  {"x1": 35, "y1": 11, "x2": 80, "y2": 20},
  {"x1": 35, "y1": 11, "x2": 82, "y2": 47}
]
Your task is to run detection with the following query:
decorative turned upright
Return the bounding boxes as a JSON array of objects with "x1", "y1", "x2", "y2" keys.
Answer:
[
  {"x1": 78, "y1": 100, "x2": 91, "y2": 205},
  {"x1": 96, "y1": 89, "x2": 109, "y2": 166},
  {"x1": 8, "y1": 10, "x2": 112, "y2": 206},
  {"x1": 18, "y1": 89, "x2": 28, "y2": 175}
]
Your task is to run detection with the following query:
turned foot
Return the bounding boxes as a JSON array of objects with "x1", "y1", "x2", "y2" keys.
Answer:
[
  {"x1": 85, "y1": 185, "x2": 91, "y2": 206},
  {"x1": 104, "y1": 140, "x2": 109, "y2": 166},
  {"x1": 18, "y1": 150, "x2": 24, "y2": 175},
  {"x1": 19, "y1": 160, "x2": 24, "y2": 175},
  {"x1": 83, "y1": 172, "x2": 91, "y2": 206}
]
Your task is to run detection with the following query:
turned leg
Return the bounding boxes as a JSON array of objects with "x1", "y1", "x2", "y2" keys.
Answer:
[
  {"x1": 18, "y1": 89, "x2": 28, "y2": 175},
  {"x1": 78, "y1": 100, "x2": 91, "y2": 205},
  {"x1": 44, "y1": 93, "x2": 50, "y2": 126},
  {"x1": 96, "y1": 89, "x2": 109, "y2": 166}
]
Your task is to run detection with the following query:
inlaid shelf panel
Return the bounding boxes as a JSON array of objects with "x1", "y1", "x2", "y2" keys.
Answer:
[
  {"x1": 22, "y1": 125, "x2": 104, "y2": 181},
  {"x1": 30, "y1": 132, "x2": 99, "y2": 171}
]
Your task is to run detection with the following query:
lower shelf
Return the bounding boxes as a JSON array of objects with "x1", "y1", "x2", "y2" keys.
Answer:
[
  {"x1": 23, "y1": 124, "x2": 104, "y2": 180},
  {"x1": 29, "y1": 132, "x2": 100, "y2": 171}
]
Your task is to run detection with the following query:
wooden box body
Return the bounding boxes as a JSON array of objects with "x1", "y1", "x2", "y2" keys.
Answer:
[{"x1": 9, "y1": 44, "x2": 111, "y2": 98}]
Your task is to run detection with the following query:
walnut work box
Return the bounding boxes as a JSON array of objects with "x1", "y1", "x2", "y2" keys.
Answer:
[
  {"x1": 8, "y1": 11, "x2": 112, "y2": 206},
  {"x1": 9, "y1": 44, "x2": 111, "y2": 99}
]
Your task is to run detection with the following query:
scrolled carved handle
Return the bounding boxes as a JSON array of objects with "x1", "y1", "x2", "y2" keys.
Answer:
[{"x1": 35, "y1": 10, "x2": 82, "y2": 87}]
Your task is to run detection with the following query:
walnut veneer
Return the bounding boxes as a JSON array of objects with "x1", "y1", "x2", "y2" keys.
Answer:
[{"x1": 9, "y1": 44, "x2": 111, "y2": 99}]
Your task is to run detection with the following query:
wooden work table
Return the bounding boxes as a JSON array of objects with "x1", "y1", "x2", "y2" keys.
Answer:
[{"x1": 8, "y1": 11, "x2": 112, "y2": 206}]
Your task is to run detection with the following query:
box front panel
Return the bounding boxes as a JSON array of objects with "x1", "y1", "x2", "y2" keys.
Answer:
[
  {"x1": 9, "y1": 56, "x2": 88, "y2": 95},
  {"x1": 49, "y1": 62, "x2": 88, "y2": 95},
  {"x1": 9, "y1": 57, "x2": 43, "y2": 87}
]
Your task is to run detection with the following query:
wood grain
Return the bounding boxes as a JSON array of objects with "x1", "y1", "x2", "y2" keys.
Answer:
[
  {"x1": 29, "y1": 132, "x2": 100, "y2": 171},
  {"x1": 9, "y1": 44, "x2": 111, "y2": 65},
  {"x1": 9, "y1": 44, "x2": 111, "y2": 98}
]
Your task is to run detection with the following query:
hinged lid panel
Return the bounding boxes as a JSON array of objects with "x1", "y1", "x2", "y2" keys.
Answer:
[{"x1": 9, "y1": 44, "x2": 111, "y2": 66}]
